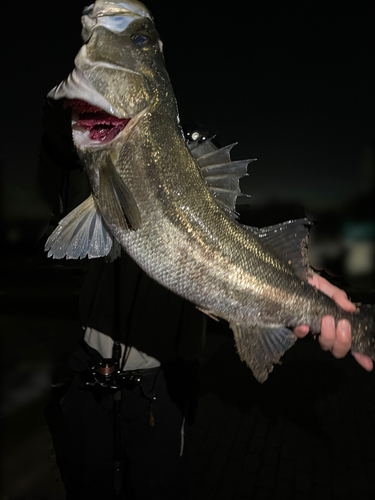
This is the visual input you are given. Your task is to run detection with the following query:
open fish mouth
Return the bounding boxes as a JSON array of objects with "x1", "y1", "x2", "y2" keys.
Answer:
[{"x1": 64, "y1": 99, "x2": 131, "y2": 147}]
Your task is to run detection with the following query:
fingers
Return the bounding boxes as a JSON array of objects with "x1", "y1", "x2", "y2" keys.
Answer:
[
  {"x1": 319, "y1": 316, "x2": 351, "y2": 359},
  {"x1": 308, "y1": 274, "x2": 356, "y2": 313},
  {"x1": 319, "y1": 316, "x2": 336, "y2": 351},
  {"x1": 295, "y1": 274, "x2": 372, "y2": 371},
  {"x1": 351, "y1": 352, "x2": 374, "y2": 372},
  {"x1": 330, "y1": 289, "x2": 356, "y2": 313},
  {"x1": 293, "y1": 324, "x2": 310, "y2": 338},
  {"x1": 319, "y1": 316, "x2": 373, "y2": 370}
]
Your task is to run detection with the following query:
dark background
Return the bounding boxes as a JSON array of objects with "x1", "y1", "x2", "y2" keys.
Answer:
[
  {"x1": 1, "y1": 2, "x2": 375, "y2": 498},
  {"x1": 2, "y1": 0, "x2": 375, "y2": 214},
  {"x1": 3, "y1": 0, "x2": 374, "y2": 280}
]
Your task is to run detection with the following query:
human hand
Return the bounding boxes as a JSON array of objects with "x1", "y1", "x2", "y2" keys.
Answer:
[{"x1": 293, "y1": 273, "x2": 373, "y2": 371}]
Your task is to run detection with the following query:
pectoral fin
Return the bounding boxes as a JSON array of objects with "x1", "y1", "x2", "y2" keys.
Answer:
[
  {"x1": 230, "y1": 323, "x2": 297, "y2": 383},
  {"x1": 45, "y1": 195, "x2": 116, "y2": 259},
  {"x1": 99, "y1": 156, "x2": 141, "y2": 231}
]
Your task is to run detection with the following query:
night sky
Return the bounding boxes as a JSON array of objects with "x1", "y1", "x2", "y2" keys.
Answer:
[{"x1": 3, "y1": 0, "x2": 375, "y2": 222}]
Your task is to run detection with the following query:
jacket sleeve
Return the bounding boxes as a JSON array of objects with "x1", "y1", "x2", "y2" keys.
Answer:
[{"x1": 38, "y1": 99, "x2": 91, "y2": 219}]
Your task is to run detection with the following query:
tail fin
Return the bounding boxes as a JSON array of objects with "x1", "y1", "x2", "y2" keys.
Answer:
[{"x1": 350, "y1": 304, "x2": 375, "y2": 360}]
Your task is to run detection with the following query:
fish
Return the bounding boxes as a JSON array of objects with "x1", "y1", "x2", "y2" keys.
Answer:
[{"x1": 45, "y1": 0, "x2": 375, "y2": 382}]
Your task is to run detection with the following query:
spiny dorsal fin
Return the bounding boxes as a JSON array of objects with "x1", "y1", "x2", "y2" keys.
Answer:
[
  {"x1": 231, "y1": 323, "x2": 297, "y2": 383},
  {"x1": 192, "y1": 142, "x2": 238, "y2": 166},
  {"x1": 45, "y1": 195, "x2": 115, "y2": 259},
  {"x1": 188, "y1": 139, "x2": 255, "y2": 219},
  {"x1": 188, "y1": 137, "x2": 218, "y2": 158}
]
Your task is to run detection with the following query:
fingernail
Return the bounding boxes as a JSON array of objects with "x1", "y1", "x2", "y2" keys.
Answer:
[{"x1": 323, "y1": 316, "x2": 335, "y2": 330}]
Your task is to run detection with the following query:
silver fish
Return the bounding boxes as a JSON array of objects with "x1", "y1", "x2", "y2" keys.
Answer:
[{"x1": 45, "y1": 0, "x2": 375, "y2": 382}]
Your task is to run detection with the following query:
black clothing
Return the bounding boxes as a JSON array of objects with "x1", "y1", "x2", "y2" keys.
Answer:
[{"x1": 58, "y1": 342, "x2": 197, "y2": 500}]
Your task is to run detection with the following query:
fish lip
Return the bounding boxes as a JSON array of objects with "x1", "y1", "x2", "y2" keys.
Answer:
[
  {"x1": 47, "y1": 68, "x2": 123, "y2": 118},
  {"x1": 71, "y1": 104, "x2": 149, "y2": 150}
]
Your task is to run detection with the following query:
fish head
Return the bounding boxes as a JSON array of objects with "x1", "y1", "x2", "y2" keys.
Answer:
[{"x1": 48, "y1": 1, "x2": 171, "y2": 149}]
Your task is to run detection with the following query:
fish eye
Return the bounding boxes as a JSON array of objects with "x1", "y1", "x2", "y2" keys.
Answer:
[{"x1": 131, "y1": 34, "x2": 150, "y2": 48}]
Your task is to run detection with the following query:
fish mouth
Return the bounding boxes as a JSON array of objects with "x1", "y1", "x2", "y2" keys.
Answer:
[{"x1": 64, "y1": 99, "x2": 131, "y2": 148}]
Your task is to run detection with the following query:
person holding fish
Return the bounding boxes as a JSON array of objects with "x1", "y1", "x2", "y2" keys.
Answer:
[
  {"x1": 41, "y1": 109, "x2": 372, "y2": 500},
  {"x1": 40, "y1": 1, "x2": 373, "y2": 499}
]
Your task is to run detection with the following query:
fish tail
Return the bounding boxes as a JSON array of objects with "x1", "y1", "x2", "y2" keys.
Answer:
[{"x1": 350, "y1": 305, "x2": 375, "y2": 360}]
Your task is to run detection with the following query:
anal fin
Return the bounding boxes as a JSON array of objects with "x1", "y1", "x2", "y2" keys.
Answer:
[{"x1": 230, "y1": 323, "x2": 297, "y2": 383}]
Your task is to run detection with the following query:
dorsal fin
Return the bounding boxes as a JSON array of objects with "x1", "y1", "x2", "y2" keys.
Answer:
[
  {"x1": 188, "y1": 137, "x2": 218, "y2": 158},
  {"x1": 188, "y1": 139, "x2": 255, "y2": 219},
  {"x1": 242, "y1": 218, "x2": 313, "y2": 280}
]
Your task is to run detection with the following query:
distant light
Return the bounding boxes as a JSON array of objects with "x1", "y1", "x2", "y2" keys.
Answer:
[
  {"x1": 192, "y1": 132, "x2": 200, "y2": 140},
  {"x1": 344, "y1": 242, "x2": 374, "y2": 276}
]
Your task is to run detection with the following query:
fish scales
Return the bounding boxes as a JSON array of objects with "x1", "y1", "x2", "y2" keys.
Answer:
[
  {"x1": 45, "y1": 0, "x2": 375, "y2": 382},
  {"x1": 88, "y1": 116, "x2": 307, "y2": 326}
]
